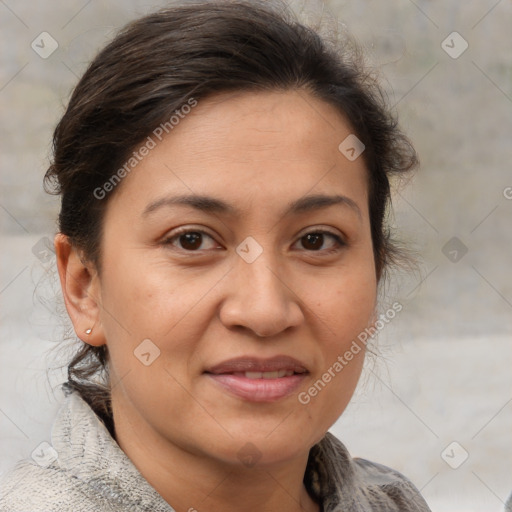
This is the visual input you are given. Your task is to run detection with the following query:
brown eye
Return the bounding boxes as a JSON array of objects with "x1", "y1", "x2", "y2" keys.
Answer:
[
  {"x1": 297, "y1": 231, "x2": 345, "y2": 253},
  {"x1": 163, "y1": 229, "x2": 219, "y2": 252},
  {"x1": 301, "y1": 233, "x2": 324, "y2": 251},
  {"x1": 179, "y1": 232, "x2": 203, "y2": 250}
]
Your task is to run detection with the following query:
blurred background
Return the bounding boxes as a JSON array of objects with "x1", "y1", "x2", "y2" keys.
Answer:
[{"x1": 1, "y1": 1, "x2": 511, "y2": 511}]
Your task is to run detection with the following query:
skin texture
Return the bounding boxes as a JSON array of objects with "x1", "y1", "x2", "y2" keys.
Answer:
[{"x1": 55, "y1": 89, "x2": 378, "y2": 512}]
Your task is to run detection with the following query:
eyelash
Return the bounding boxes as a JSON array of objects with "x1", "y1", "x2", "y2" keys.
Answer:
[{"x1": 161, "y1": 227, "x2": 346, "y2": 255}]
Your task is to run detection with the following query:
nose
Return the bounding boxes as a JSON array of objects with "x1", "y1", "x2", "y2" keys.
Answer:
[{"x1": 218, "y1": 250, "x2": 304, "y2": 338}]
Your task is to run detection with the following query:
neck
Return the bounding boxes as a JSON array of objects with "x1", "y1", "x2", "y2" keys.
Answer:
[{"x1": 111, "y1": 401, "x2": 321, "y2": 512}]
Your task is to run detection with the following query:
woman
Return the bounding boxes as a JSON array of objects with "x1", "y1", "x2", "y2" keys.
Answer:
[{"x1": 0, "y1": 1, "x2": 430, "y2": 510}]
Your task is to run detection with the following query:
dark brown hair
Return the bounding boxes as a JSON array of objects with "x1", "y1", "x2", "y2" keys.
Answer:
[{"x1": 45, "y1": 0, "x2": 418, "y2": 424}]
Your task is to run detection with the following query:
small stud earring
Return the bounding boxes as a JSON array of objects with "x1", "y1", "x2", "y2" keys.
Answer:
[{"x1": 85, "y1": 328, "x2": 92, "y2": 335}]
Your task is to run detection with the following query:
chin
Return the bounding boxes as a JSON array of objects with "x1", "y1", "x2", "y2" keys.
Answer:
[{"x1": 214, "y1": 424, "x2": 319, "y2": 468}]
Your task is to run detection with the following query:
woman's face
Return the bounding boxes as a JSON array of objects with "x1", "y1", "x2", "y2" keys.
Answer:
[{"x1": 90, "y1": 89, "x2": 377, "y2": 467}]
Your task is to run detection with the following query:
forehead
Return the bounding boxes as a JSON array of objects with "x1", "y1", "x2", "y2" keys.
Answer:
[{"x1": 106, "y1": 89, "x2": 369, "y2": 218}]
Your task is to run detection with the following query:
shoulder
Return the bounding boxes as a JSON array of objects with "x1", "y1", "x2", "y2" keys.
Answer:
[
  {"x1": 0, "y1": 391, "x2": 170, "y2": 512},
  {"x1": 352, "y1": 456, "x2": 431, "y2": 512},
  {"x1": 0, "y1": 391, "x2": 122, "y2": 512},
  {"x1": 315, "y1": 432, "x2": 431, "y2": 512},
  {"x1": 0, "y1": 459, "x2": 110, "y2": 512}
]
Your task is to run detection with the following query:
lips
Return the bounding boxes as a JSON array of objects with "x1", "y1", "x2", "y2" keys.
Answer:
[
  {"x1": 204, "y1": 355, "x2": 309, "y2": 402},
  {"x1": 205, "y1": 355, "x2": 309, "y2": 375}
]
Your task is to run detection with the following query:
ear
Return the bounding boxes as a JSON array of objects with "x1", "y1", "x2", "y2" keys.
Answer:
[{"x1": 54, "y1": 233, "x2": 106, "y2": 347}]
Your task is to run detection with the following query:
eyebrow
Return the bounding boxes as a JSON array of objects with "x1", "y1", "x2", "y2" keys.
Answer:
[{"x1": 142, "y1": 193, "x2": 362, "y2": 220}]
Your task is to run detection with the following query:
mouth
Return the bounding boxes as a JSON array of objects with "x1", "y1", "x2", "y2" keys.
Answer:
[
  {"x1": 228, "y1": 369, "x2": 298, "y2": 379},
  {"x1": 204, "y1": 356, "x2": 309, "y2": 402}
]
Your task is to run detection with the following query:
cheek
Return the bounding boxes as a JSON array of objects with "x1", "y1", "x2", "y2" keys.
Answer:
[
  {"x1": 298, "y1": 261, "x2": 376, "y2": 417},
  {"x1": 98, "y1": 254, "x2": 225, "y2": 386},
  {"x1": 100, "y1": 252, "x2": 202, "y2": 334},
  {"x1": 309, "y1": 263, "x2": 377, "y2": 342}
]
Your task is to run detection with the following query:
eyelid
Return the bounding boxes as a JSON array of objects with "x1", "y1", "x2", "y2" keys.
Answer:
[
  {"x1": 296, "y1": 225, "x2": 345, "y2": 240},
  {"x1": 161, "y1": 226, "x2": 221, "y2": 248},
  {"x1": 293, "y1": 224, "x2": 348, "y2": 248},
  {"x1": 166, "y1": 225, "x2": 217, "y2": 239},
  {"x1": 292, "y1": 228, "x2": 347, "y2": 253}
]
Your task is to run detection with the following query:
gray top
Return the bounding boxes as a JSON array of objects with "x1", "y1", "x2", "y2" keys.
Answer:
[{"x1": 0, "y1": 391, "x2": 431, "y2": 511}]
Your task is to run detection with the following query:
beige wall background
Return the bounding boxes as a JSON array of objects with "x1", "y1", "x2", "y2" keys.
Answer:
[{"x1": 1, "y1": 1, "x2": 511, "y2": 511}]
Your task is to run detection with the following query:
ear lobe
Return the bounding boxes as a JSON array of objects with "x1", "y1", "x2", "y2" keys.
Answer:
[{"x1": 54, "y1": 233, "x2": 105, "y2": 347}]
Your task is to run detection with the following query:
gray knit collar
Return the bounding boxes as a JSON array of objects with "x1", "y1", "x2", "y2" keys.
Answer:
[
  {"x1": 51, "y1": 392, "x2": 174, "y2": 511},
  {"x1": 49, "y1": 391, "x2": 426, "y2": 512}
]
